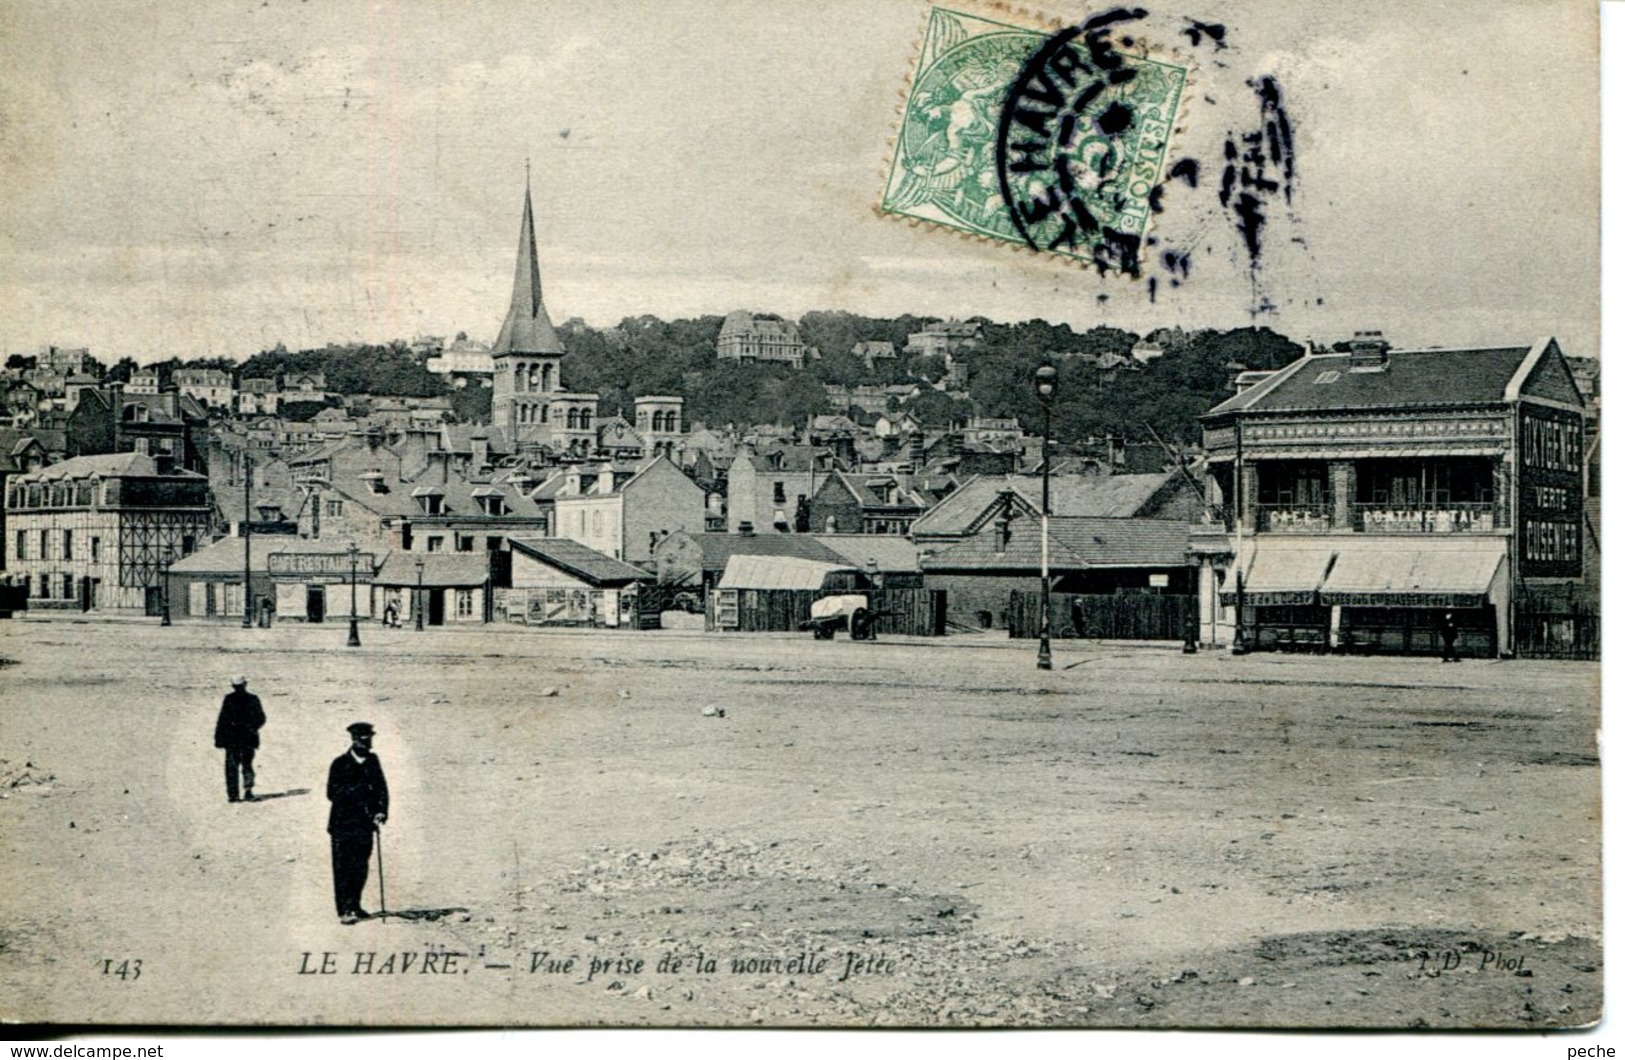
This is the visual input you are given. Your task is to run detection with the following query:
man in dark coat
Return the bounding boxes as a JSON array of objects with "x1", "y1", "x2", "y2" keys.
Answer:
[
  {"x1": 1441, "y1": 611, "x2": 1460, "y2": 663},
  {"x1": 214, "y1": 675, "x2": 265, "y2": 803},
  {"x1": 327, "y1": 722, "x2": 389, "y2": 924}
]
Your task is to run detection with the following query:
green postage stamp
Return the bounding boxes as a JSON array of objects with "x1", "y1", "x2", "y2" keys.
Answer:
[{"x1": 880, "y1": 5, "x2": 1188, "y2": 274}]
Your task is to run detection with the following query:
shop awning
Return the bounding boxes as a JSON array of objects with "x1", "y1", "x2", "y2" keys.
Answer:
[
  {"x1": 1318, "y1": 549, "x2": 1504, "y2": 609},
  {"x1": 1220, "y1": 546, "x2": 1336, "y2": 606}
]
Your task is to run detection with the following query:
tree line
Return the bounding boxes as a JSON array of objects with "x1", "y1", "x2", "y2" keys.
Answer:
[{"x1": 8, "y1": 312, "x2": 1306, "y2": 445}]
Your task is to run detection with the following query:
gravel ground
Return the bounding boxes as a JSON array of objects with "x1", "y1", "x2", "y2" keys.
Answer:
[{"x1": 0, "y1": 618, "x2": 1601, "y2": 1028}]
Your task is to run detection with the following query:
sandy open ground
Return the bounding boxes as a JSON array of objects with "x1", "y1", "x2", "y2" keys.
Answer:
[{"x1": 0, "y1": 618, "x2": 1601, "y2": 1028}]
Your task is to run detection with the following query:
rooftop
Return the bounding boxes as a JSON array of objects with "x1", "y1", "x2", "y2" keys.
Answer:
[{"x1": 1206, "y1": 341, "x2": 1564, "y2": 416}]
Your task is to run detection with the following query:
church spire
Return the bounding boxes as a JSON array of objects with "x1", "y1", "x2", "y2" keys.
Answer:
[{"x1": 492, "y1": 173, "x2": 563, "y2": 355}]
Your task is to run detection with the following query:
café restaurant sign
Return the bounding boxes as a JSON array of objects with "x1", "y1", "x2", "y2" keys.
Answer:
[{"x1": 267, "y1": 551, "x2": 376, "y2": 579}]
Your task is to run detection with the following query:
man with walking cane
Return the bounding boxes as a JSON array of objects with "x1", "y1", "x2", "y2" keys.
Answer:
[{"x1": 326, "y1": 722, "x2": 389, "y2": 924}]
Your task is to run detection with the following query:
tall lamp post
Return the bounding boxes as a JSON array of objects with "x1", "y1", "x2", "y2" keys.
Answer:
[
  {"x1": 160, "y1": 554, "x2": 173, "y2": 627},
  {"x1": 414, "y1": 556, "x2": 426, "y2": 632},
  {"x1": 1034, "y1": 365, "x2": 1057, "y2": 671},
  {"x1": 346, "y1": 542, "x2": 362, "y2": 647},
  {"x1": 241, "y1": 455, "x2": 254, "y2": 629}
]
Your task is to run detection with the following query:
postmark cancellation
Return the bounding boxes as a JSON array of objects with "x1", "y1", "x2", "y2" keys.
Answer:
[{"x1": 880, "y1": 5, "x2": 1189, "y2": 275}]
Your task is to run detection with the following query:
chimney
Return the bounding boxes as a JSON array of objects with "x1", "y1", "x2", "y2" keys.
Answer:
[
  {"x1": 107, "y1": 382, "x2": 124, "y2": 453},
  {"x1": 907, "y1": 431, "x2": 925, "y2": 470},
  {"x1": 1347, "y1": 330, "x2": 1391, "y2": 372},
  {"x1": 153, "y1": 453, "x2": 176, "y2": 476},
  {"x1": 471, "y1": 429, "x2": 489, "y2": 471}
]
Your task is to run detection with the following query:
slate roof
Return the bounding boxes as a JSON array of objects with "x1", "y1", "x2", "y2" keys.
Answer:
[
  {"x1": 1206, "y1": 345, "x2": 1538, "y2": 416},
  {"x1": 18, "y1": 452, "x2": 205, "y2": 480},
  {"x1": 811, "y1": 534, "x2": 922, "y2": 572},
  {"x1": 676, "y1": 531, "x2": 846, "y2": 574},
  {"x1": 373, "y1": 552, "x2": 490, "y2": 587},
  {"x1": 169, "y1": 535, "x2": 360, "y2": 574},
  {"x1": 921, "y1": 516, "x2": 1191, "y2": 571},
  {"x1": 738, "y1": 444, "x2": 835, "y2": 473},
  {"x1": 910, "y1": 472, "x2": 1176, "y2": 536},
  {"x1": 508, "y1": 536, "x2": 654, "y2": 586}
]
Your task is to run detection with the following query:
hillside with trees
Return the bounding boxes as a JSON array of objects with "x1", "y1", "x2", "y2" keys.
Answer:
[{"x1": 31, "y1": 313, "x2": 1305, "y2": 446}]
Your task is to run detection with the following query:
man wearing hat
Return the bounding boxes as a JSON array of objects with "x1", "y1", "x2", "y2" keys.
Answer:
[
  {"x1": 213, "y1": 675, "x2": 266, "y2": 803},
  {"x1": 326, "y1": 722, "x2": 389, "y2": 924}
]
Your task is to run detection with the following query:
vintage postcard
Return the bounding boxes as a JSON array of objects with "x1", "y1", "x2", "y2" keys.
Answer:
[{"x1": 0, "y1": 0, "x2": 1602, "y2": 1038}]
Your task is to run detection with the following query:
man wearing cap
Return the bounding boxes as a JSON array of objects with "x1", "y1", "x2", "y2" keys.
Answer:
[
  {"x1": 326, "y1": 722, "x2": 389, "y2": 924},
  {"x1": 213, "y1": 676, "x2": 265, "y2": 804}
]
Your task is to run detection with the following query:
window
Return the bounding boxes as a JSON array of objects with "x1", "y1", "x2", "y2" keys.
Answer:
[
  {"x1": 60, "y1": 573, "x2": 73, "y2": 600},
  {"x1": 456, "y1": 534, "x2": 474, "y2": 553},
  {"x1": 592, "y1": 510, "x2": 603, "y2": 535},
  {"x1": 455, "y1": 589, "x2": 474, "y2": 618},
  {"x1": 90, "y1": 537, "x2": 100, "y2": 562},
  {"x1": 62, "y1": 529, "x2": 72, "y2": 560},
  {"x1": 1314, "y1": 370, "x2": 1340, "y2": 385},
  {"x1": 486, "y1": 536, "x2": 503, "y2": 551},
  {"x1": 14, "y1": 530, "x2": 24, "y2": 561},
  {"x1": 426, "y1": 536, "x2": 444, "y2": 553},
  {"x1": 773, "y1": 482, "x2": 787, "y2": 504},
  {"x1": 326, "y1": 499, "x2": 344, "y2": 518}
]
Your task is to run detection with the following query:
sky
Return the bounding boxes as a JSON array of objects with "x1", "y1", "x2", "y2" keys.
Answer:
[{"x1": 0, "y1": 0, "x2": 1601, "y2": 363}]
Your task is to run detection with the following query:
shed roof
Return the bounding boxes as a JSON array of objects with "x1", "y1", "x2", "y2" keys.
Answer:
[
  {"x1": 508, "y1": 536, "x2": 654, "y2": 586},
  {"x1": 718, "y1": 554, "x2": 853, "y2": 590},
  {"x1": 921, "y1": 516, "x2": 1191, "y2": 571},
  {"x1": 911, "y1": 472, "x2": 1175, "y2": 536}
]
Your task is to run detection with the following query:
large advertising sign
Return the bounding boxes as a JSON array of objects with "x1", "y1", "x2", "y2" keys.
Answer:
[{"x1": 1518, "y1": 407, "x2": 1585, "y2": 578}]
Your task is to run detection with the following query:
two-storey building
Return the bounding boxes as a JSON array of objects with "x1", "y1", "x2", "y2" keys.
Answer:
[{"x1": 1192, "y1": 337, "x2": 1587, "y2": 658}]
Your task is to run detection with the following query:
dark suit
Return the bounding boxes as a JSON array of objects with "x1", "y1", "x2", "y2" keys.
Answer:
[
  {"x1": 214, "y1": 689, "x2": 265, "y2": 802},
  {"x1": 326, "y1": 751, "x2": 389, "y2": 917}
]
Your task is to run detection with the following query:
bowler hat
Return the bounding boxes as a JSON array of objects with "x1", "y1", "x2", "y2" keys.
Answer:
[{"x1": 347, "y1": 722, "x2": 376, "y2": 737}]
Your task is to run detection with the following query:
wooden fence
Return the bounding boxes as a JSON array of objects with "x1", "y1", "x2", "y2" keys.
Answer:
[
  {"x1": 1516, "y1": 610, "x2": 1600, "y2": 660},
  {"x1": 717, "y1": 588, "x2": 946, "y2": 636},
  {"x1": 1008, "y1": 591, "x2": 1197, "y2": 641}
]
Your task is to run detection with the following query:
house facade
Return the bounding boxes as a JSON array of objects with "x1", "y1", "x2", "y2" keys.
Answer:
[
  {"x1": 725, "y1": 445, "x2": 838, "y2": 533},
  {"x1": 1192, "y1": 337, "x2": 1587, "y2": 657},
  {"x1": 175, "y1": 369, "x2": 235, "y2": 409},
  {"x1": 3, "y1": 452, "x2": 211, "y2": 613},
  {"x1": 552, "y1": 455, "x2": 706, "y2": 564},
  {"x1": 716, "y1": 312, "x2": 807, "y2": 369}
]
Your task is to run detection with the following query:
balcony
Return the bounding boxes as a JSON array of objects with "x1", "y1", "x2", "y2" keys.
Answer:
[
  {"x1": 1355, "y1": 503, "x2": 1497, "y2": 534},
  {"x1": 1257, "y1": 503, "x2": 1332, "y2": 533}
]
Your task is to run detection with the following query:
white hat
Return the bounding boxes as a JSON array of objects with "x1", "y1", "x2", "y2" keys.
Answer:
[{"x1": 230, "y1": 675, "x2": 247, "y2": 686}]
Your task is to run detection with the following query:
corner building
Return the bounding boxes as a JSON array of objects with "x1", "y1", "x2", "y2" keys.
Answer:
[{"x1": 1190, "y1": 338, "x2": 1587, "y2": 658}]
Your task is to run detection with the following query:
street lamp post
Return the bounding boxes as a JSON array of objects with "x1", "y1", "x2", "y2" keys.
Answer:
[
  {"x1": 241, "y1": 455, "x2": 254, "y2": 629},
  {"x1": 347, "y1": 543, "x2": 362, "y2": 648},
  {"x1": 160, "y1": 555, "x2": 173, "y2": 627},
  {"x1": 1034, "y1": 365, "x2": 1057, "y2": 671},
  {"x1": 414, "y1": 557, "x2": 426, "y2": 632}
]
